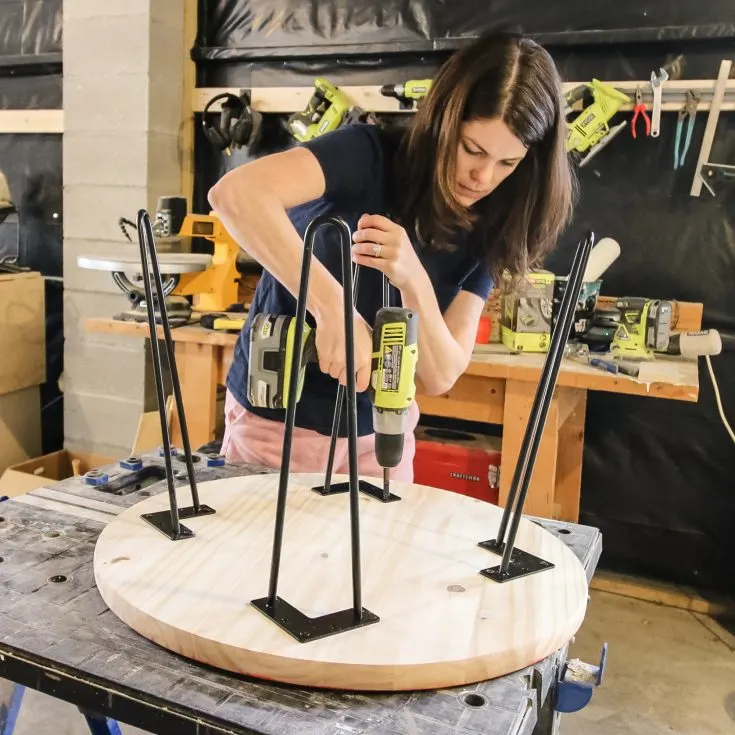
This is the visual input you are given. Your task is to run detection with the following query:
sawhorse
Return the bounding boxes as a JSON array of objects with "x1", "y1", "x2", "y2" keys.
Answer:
[{"x1": 1, "y1": 680, "x2": 123, "y2": 735}]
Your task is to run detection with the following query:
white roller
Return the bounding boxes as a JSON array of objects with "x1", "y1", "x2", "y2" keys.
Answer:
[
  {"x1": 583, "y1": 237, "x2": 621, "y2": 282},
  {"x1": 666, "y1": 330, "x2": 722, "y2": 358}
]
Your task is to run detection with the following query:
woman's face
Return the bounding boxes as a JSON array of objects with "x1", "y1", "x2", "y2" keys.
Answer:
[{"x1": 453, "y1": 117, "x2": 528, "y2": 207}]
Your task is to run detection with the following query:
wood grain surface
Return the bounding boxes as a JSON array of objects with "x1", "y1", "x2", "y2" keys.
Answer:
[{"x1": 93, "y1": 473, "x2": 589, "y2": 691}]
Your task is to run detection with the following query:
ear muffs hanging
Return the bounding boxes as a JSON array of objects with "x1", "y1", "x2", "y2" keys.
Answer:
[{"x1": 201, "y1": 91, "x2": 263, "y2": 154}]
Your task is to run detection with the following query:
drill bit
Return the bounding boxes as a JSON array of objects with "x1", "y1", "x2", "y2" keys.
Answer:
[{"x1": 383, "y1": 468, "x2": 390, "y2": 502}]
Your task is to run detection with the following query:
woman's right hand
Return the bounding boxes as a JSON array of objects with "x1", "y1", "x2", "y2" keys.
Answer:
[{"x1": 314, "y1": 309, "x2": 373, "y2": 393}]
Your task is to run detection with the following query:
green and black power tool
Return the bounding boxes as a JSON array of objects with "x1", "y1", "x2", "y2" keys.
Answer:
[
  {"x1": 380, "y1": 79, "x2": 433, "y2": 110},
  {"x1": 286, "y1": 78, "x2": 353, "y2": 142},
  {"x1": 247, "y1": 307, "x2": 418, "y2": 473}
]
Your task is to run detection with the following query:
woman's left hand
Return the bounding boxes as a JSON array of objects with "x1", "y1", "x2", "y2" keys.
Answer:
[{"x1": 351, "y1": 214, "x2": 424, "y2": 290}]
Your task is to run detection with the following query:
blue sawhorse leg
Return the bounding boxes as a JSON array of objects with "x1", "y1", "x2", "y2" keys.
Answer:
[
  {"x1": 81, "y1": 711, "x2": 124, "y2": 735},
  {"x1": 0, "y1": 679, "x2": 123, "y2": 735},
  {"x1": 0, "y1": 682, "x2": 24, "y2": 735}
]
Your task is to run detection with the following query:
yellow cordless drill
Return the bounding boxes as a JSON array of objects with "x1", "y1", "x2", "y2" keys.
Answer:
[
  {"x1": 247, "y1": 306, "x2": 418, "y2": 487},
  {"x1": 380, "y1": 79, "x2": 433, "y2": 109}
]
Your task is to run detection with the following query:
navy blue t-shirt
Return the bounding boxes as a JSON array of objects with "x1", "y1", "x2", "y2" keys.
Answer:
[{"x1": 226, "y1": 123, "x2": 493, "y2": 436}]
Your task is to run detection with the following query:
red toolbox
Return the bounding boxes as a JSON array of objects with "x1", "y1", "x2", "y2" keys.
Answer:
[{"x1": 413, "y1": 426, "x2": 501, "y2": 505}]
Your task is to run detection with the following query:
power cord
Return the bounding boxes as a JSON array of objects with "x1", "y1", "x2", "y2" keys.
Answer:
[{"x1": 705, "y1": 355, "x2": 735, "y2": 445}]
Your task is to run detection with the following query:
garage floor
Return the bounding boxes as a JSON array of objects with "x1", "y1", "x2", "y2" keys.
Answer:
[{"x1": 8, "y1": 590, "x2": 735, "y2": 735}]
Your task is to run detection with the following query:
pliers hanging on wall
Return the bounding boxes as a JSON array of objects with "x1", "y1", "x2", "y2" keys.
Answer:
[
  {"x1": 631, "y1": 86, "x2": 651, "y2": 138},
  {"x1": 674, "y1": 90, "x2": 699, "y2": 169}
]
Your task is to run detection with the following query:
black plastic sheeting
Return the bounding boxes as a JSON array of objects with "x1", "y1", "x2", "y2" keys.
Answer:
[
  {"x1": 195, "y1": 0, "x2": 735, "y2": 62},
  {"x1": 193, "y1": 4, "x2": 735, "y2": 592},
  {"x1": 0, "y1": 0, "x2": 63, "y2": 453}
]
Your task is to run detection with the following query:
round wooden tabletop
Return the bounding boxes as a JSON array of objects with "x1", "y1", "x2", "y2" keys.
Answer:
[{"x1": 94, "y1": 473, "x2": 589, "y2": 691}]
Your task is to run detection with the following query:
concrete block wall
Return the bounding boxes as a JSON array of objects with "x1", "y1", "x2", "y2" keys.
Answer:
[{"x1": 62, "y1": 0, "x2": 186, "y2": 456}]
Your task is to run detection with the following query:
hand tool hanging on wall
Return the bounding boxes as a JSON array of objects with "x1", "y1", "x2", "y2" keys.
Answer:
[
  {"x1": 630, "y1": 86, "x2": 651, "y2": 139},
  {"x1": 133, "y1": 209, "x2": 216, "y2": 540},
  {"x1": 478, "y1": 230, "x2": 594, "y2": 582},
  {"x1": 649, "y1": 68, "x2": 669, "y2": 138},
  {"x1": 564, "y1": 80, "x2": 630, "y2": 167},
  {"x1": 674, "y1": 91, "x2": 699, "y2": 169},
  {"x1": 201, "y1": 91, "x2": 263, "y2": 155},
  {"x1": 250, "y1": 214, "x2": 380, "y2": 643}
]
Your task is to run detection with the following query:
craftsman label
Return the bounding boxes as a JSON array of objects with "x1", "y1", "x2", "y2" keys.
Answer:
[{"x1": 381, "y1": 344, "x2": 402, "y2": 391}]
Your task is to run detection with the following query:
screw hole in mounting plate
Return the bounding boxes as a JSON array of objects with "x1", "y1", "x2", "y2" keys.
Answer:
[
  {"x1": 558, "y1": 529, "x2": 571, "y2": 535},
  {"x1": 48, "y1": 575, "x2": 67, "y2": 584},
  {"x1": 462, "y1": 692, "x2": 487, "y2": 708},
  {"x1": 44, "y1": 530, "x2": 61, "y2": 539},
  {"x1": 0, "y1": 557, "x2": 4, "y2": 563},
  {"x1": 0, "y1": 516, "x2": 5, "y2": 522},
  {"x1": 138, "y1": 490, "x2": 151, "y2": 497}
]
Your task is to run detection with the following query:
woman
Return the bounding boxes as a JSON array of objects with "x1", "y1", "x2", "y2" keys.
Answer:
[{"x1": 208, "y1": 32, "x2": 577, "y2": 481}]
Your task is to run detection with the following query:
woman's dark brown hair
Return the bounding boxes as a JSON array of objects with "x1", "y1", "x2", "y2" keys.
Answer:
[{"x1": 393, "y1": 32, "x2": 577, "y2": 285}]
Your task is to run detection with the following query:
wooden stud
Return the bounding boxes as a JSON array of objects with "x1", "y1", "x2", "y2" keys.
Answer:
[
  {"x1": 192, "y1": 79, "x2": 735, "y2": 115},
  {"x1": 0, "y1": 110, "x2": 63, "y2": 134},
  {"x1": 180, "y1": 0, "x2": 198, "y2": 210},
  {"x1": 499, "y1": 380, "x2": 560, "y2": 520},
  {"x1": 415, "y1": 374, "x2": 505, "y2": 425},
  {"x1": 553, "y1": 390, "x2": 587, "y2": 522},
  {"x1": 170, "y1": 342, "x2": 218, "y2": 448}
]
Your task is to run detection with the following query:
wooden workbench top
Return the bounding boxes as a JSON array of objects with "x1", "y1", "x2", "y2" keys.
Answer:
[{"x1": 84, "y1": 317, "x2": 699, "y2": 402}]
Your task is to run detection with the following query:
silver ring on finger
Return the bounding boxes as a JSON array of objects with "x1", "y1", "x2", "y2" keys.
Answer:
[{"x1": 372, "y1": 244, "x2": 382, "y2": 258}]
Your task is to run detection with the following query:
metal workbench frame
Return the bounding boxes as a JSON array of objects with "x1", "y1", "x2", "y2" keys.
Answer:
[{"x1": 0, "y1": 456, "x2": 602, "y2": 735}]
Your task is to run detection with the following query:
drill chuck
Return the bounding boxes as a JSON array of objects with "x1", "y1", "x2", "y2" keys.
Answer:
[{"x1": 372, "y1": 407, "x2": 409, "y2": 467}]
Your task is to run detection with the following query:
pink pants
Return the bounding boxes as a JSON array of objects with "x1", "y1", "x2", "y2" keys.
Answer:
[{"x1": 221, "y1": 390, "x2": 420, "y2": 482}]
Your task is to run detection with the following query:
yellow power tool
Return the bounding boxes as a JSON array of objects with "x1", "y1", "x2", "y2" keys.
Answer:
[
  {"x1": 565, "y1": 80, "x2": 631, "y2": 167},
  {"x1": 286, "y1": 78, "x2": 354, "y2": 142},
  {"x1": 247, "y1": 306, "x2": 418, "y2": 468},
  {"x1": 380, "y1": 79, "x2": 433, "y2": 109}
]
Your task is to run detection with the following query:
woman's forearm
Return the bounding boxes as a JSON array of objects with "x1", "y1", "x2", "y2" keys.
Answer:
[
  {"x1": 208, "y1": 182, "x2": 342, "y2": 324},
  {"x1": 399, "y1": 271, "x2": 470, "y2": 395}
]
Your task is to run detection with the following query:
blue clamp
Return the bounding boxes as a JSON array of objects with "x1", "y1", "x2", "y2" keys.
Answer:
[
  {"x1": 206, "y1": 453, "x2": 225, "y2": 467},
  {"x1": 159, "y1": 445, "x2": 178, "y2": 456},
  {"x1": 555, "y1": 642, "x2": 608, "y2": 713},
  {"x1": 119, "y1": 456, "x2": 143, "y2": 471},
  {"x1": 84, "y1": 469, "x2": 109, "y2": 487}
]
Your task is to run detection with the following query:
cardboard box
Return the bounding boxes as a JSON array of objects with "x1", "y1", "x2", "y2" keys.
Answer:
[
  {"x1": 0, "y1": 385, "x2": 41, "y2": 479},
  {"x1": 0, "y1": 271, "x2": 46, "y2": 395},
  {"x1": 500, "y1": 270, "x2": 554, "y2": 352},
  {"x1": 0, "y1": 449, "x2": 116, "y2": 498}
]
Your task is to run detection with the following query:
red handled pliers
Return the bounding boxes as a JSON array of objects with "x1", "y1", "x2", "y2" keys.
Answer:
[{"x1": 631, "y1": 86, "x2": 651, "y2": 138}]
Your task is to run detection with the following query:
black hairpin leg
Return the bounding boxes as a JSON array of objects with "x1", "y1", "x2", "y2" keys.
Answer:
[
  {"x1": 135, "y1": 209, "x2": 216, "y2": 541},
  {"x1": 252, "y1": 214, "x2": 379, "y2": 642},
  {"x1": 479, "y1": 230, "x2": 595, "y2": 581},
  {"x1": 313, "y1": 271, "x2": 399, "y2": 503},
  {"x1": 312, "y1": 264, "x2": 360, "y2": 495}
]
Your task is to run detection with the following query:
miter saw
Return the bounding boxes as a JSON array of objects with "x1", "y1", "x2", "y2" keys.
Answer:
[
  {"x1": 565, "y1": 80, "x2": 631, "y2": 167},
  {"x1": 77, "y1": 196, "x2": 244, "y2": 325}
]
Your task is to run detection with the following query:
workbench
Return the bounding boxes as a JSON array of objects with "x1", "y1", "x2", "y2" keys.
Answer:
[
  {"x1": 83, "y1": 316, "x2": 700, "y2": 523},
  {"x1": 0, "y1": 454, "x2": 603, "y2": 735}
]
